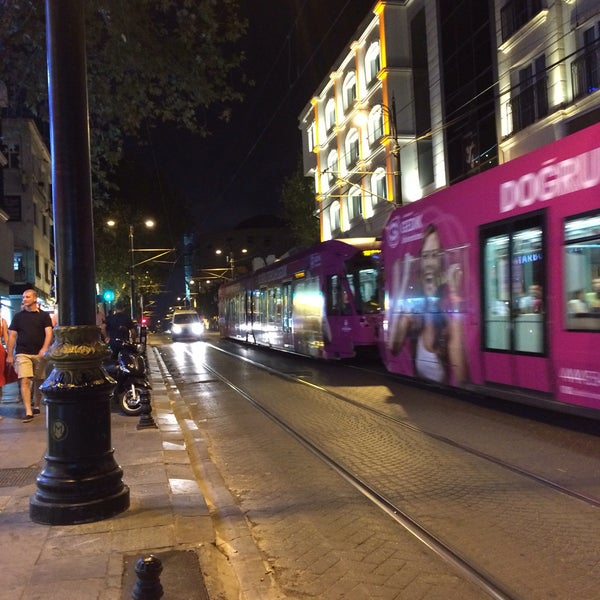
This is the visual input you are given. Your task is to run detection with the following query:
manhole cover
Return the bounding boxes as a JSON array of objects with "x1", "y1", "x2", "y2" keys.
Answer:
[{"x1": 0, "y1": 467, "x2": 39, "y2": 488}]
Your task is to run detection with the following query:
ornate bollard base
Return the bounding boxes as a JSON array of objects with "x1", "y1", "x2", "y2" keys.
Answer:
[
  {"x1": 29, "y1": 325, "x2": 129, "y2": 525},
  {"x1": 137, "y1": 389, "x2": 158, "y2": 430}
]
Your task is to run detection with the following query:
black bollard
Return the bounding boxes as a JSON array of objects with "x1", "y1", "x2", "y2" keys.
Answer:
[
  {"x1": 136, "y1": 389, "x2": 158, "y2": 430},
  {"x1": 132, "y1": 554, "x2": 164, "y2": 600}
]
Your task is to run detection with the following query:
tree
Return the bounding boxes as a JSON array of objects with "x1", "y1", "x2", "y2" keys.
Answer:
[
  {"x1": 280, "y1": 156, "x2": 320, "y2": 247},
  {"x1": 0, "y1": 0, "x2": 249, "y2": 203}
]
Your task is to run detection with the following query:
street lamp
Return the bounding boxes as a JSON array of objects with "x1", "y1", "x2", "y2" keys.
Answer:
[
  {"x1": 215, "y1": 247, "x2": 247, "y2": 279},
  {"x1": 107, "y1": 218, "x2": 156, "y2": 320}
]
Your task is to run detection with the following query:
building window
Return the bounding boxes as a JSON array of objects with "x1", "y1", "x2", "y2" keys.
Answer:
[
  {"x1": 42, "y1": 214, "x2": 48, "y2": 237},
  {"x1": 348, "y1": 187, "x2": 362, "y2": 221},
  {"x1": 307, "y1": 122, "x2": 317, "y2": 152},
  {"x1": 342, "y1": 72, "x2": 357, "y2": 112},
  {"x1": 365, "y1": 42, "x2": 381, "y2": 85},
  {"x1": 509, "y1": 55, "x2": 548, "y2": 133},
  {"x1": 330, "y1": 201, "x2": 341, "y2": 233},
  {"x1": 3, "y1": 195, "x2": 22, "y2": 221},
  {"x1": 564, "y1": 211, "x2": 600, "y2": 332},
  {"x1": 371, "y1": 168, "x2": 387, "y2": 207},
  {"x1": 13, "y1": 251, "x2": 25, "y2": 281},
  {"x1": 326, "y1": 150, "x2": 338, "y2": 188},
  {"x1": 44, "y1": 261, "x2": 51, "y2": 284},
  {"x1": 325, "y1": 98, "x2": 336, "y2": 132},
  {"x1": 33, "y1": 203, "x2": 38, "y2": 227},
  {"x1": 7, "y1": 143, "x2": 20, "y2": 169},
  {"x1": 35, "y1": 251, "x2": 41, "y2": 278},
  {"x1": 571, "y1": 24, "x2": 600, "y2": 100},
  {"x1": 368, "y1": 106, "x2": 384, "y2": 146},
  {"x1": 345, "y1": 129, "x2": 360, "y2": 169},
  {"x1": 500, "y1": 0, "x2": 543, "y2": 43}
]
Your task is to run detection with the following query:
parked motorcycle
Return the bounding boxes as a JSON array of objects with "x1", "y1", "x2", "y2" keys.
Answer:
[{"x1": 104, "y1": 334, "x2": 151, "y2": 417}]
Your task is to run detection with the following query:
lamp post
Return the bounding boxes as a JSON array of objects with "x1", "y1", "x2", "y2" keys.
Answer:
[
  {"x1": 107, "y1": 218, "x2": 157, "y2": 321},
  {"x1": 216, "y1": 247, "x2": 247, "y2": 279},
  {"x1": 129, "y1": 225, "x2": 135, "y2": 320},
  {"x1": 389, "y1": 95, "x2": 403, "y2": 207}
]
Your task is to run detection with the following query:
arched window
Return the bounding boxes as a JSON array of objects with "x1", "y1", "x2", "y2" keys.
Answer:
[
  {"x1": 365, "y1": 42, "x2": 381, "y2": 85},
  {"x1": 371, "y1": 168, "x2": 387, "y2": 207},
  {"x1": 342, "y1": 72, "x2": 357, "y2": 112},
  {"x1": 347, "y1": 186, "x2": 362, "y2": 221},
  {"x1": 330, "y1": 201, "x2": 341, "y2": 233},
  {"x1": 368, "y1": 105, "x2": 384, "y2": 146},
  {"x1": 326, "y1": 150, "x2": 338, "y2": 189},
  {"x1": 345, "y1": 129, "x2": 360, "y2": 169},
  {"x1": 325, "y1": 98, "x2": 336, "y2": 132}
]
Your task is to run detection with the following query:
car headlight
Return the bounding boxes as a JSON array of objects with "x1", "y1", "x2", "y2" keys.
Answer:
[
  {"x1": 191, "y1": 323, "x2": 204, "y2": 334},
  {"x1": 172, "y1": 324, "x2": 182, "y2": 334}
]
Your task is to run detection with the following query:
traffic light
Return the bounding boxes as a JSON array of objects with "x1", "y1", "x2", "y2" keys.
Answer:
[{"x1": 103, "y1": 290, "x2": 115, "y2": 303}]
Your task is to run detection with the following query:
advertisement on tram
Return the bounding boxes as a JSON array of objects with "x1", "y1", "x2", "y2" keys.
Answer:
[{"x1": 381, "y1": 122, "x2": 600, "y2": 413}]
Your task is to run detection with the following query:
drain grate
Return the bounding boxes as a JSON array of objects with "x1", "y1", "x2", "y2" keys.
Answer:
[{"x1": 0, "y1": 467, "x2": 39, "y2": 488}]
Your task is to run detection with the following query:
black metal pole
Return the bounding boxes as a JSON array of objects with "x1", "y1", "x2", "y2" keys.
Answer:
[
  {"x1": 30, "y1": 0, "x2": 129, "y2": 525},
  {"x1": 130, "y1": 225, "x2": 136, "y2": 320},
  {"x1": 391, "y1": 95, "x2": 403, "y2": 206}
]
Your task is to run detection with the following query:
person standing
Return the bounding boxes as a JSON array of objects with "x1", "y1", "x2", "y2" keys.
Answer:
[
  {"x1": 6, "y1": 289, "x2": 53, "y2": 423},
  {"x1": 104, "y1": 301, "x2": 135, "y2": 351}
]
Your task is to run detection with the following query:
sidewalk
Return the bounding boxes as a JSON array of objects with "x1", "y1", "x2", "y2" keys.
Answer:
[{"x1": 0, "y1": 341, "x2": 219, "y2": 600}]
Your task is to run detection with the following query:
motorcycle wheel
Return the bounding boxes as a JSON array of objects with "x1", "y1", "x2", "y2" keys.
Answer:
[{"x1": 117, "y1": 386, "x2": 144, "y2": 416}]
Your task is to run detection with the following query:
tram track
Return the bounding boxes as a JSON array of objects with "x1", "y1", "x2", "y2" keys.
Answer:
[
  {"x1": 162, "y1": 340, "x2": 600, "y2": 599},
  {"x1": 208, "y1": 341, "x2": 600, "y2": 510},
  {"x1": 191, "y1": 349, "x2": 516, "y2": 600}
]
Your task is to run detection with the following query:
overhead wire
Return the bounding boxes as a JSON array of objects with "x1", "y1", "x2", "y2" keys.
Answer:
[{"x1": 198, "y1": 0, "x2": 359, "y2": 230}]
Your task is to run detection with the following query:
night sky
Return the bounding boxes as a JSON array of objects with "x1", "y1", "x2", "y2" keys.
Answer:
[{"x1": 144, "y1": 0, "x2": 376, "y2": 234}]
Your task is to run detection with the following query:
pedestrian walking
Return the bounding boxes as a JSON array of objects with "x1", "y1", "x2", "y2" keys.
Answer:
[{"x1": 6, "y1": 289, "x2": 53, "y2": 423}]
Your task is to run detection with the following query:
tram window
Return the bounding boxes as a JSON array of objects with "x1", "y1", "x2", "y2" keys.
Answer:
[
  {"x1": 564, "y1": 212, "x2": 600, "y2": 331},
  {"x1": 327, "y1": 275, "x2": 352, "y2": 315},
  {"x1": 482, "y1": 215, "x2": 545, "y2": 353},
  {"x1": 327, "y1": 275, "x2": 341, "y2": 315},
  {"x1": 358, "y1": 268, "x2": 380, "y2": 313}
]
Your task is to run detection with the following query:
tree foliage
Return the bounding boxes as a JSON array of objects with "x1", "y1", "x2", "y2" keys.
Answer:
[
  {"x1": 0, "y1": 0, "x2": 249, "y2": 202},
  {"x1": 280, "y1": 156, "x2": 319, "y2": 247}
]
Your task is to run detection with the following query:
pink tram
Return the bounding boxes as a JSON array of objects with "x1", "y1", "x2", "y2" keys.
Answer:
[
  {"x1": 218, "y1": 238, "x2": 382, "y2": 359},
  {"x1": 219, "y1": 122, "x2": 600, "y2": 417},
  {"x1": 381, "y1": 122, "x2": 600, "y2": 417}
]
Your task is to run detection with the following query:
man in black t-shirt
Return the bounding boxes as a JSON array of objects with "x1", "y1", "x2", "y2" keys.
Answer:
[{"x1": 7, "y1": 289, "x2": 53, "y2": 423}]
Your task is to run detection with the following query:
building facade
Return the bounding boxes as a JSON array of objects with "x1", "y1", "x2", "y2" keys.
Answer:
[
  {"x1": 1, "y1": 118, "x2": 55, "y2": 320},
  {"x1": 299, "y1": 0, "x2": 600, "y2": 242}
]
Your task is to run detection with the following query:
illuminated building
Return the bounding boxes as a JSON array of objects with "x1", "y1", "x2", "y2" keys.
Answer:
[{"x1": 299, "y1": 0, "x2": 600, "y2": 242}]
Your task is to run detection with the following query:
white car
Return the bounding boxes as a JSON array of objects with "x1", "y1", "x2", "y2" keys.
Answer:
[{"x1": 170, "y1": 310, "x2": 204, "y2": 341}]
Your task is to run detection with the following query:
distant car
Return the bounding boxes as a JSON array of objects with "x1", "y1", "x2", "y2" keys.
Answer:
[{"x1": 170, "y1": 310, "x2": 205, "y2": 341}]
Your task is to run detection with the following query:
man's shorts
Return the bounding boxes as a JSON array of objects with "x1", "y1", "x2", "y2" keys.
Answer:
[{"x1": 14, "y1": 354, "x2": 47, "y2": 380}]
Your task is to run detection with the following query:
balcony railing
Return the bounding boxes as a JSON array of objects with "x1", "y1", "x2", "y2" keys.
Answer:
[
  {"x1": 509, "y1": 77, "x2": 549, "y2": 134},
  {"x1": 500, "y1": 0, "x2": 543, "y2": 43},
  {"x1": 572, "y1": 41, "x2": 600, "y2": 100}
]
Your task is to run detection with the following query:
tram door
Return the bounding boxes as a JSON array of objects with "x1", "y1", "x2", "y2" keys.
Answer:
[
  {"x1": 281, "y1": 282, "x2": 293, "y2": 349},
  {"x1": 480, "y1": 212, "x2": 551, "y2": 392}
]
